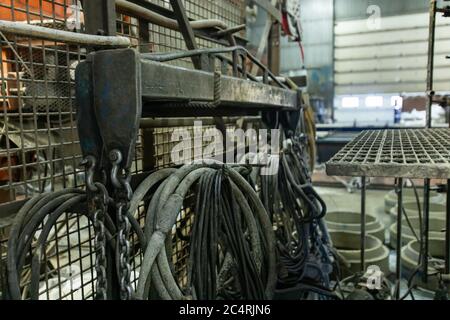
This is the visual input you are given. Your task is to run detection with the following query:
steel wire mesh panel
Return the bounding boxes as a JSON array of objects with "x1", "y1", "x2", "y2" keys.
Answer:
[
  {"x1": 326, "y1": 129, "x2": 450, "y2": 179},
  {"x1": 1, "y1": 0, "x2": 247, "y2": 300},
  {"x1": 0, "y1": 1, "x2": 91, "y2": 299},
  {"x1": 117, "y1": 0, "x2": 245, "y2": 69},
  {"x1": 116, "y1": 0, "x2": 247, "y2": 292}
]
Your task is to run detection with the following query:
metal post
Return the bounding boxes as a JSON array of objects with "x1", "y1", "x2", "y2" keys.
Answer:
[
  {"x1": 82, "y1": 0, "x2": 120, "y2": 300},
  {"x1": 426, "y1": 0, "x2": 437, "y2": 128},
  {"x1": 360, "y1": 176, "x2": 366, "y2": 272},
  {"x1": 83, "y1": 0, "x2": 117, "y2": 36},
  {"x1": 447, "y1": 118, "x2": 450, "y2": 276},
  {"x1": 422, "y1": 179, "x2": 431, "y2": 283},
  {"x1": 420, "y1": 0, "x2": 437, "y2": 286},
  {"x1": 268, "y1": 21, "x2": 281, "y2": 76},
  {"x1": 446, "y1": 179, "x2": 450, "y2": 275},
  {"x1": 169, "y1": 0, "x2": 202, "y2": 69},
  {"x1": 396, "y1": 178, "x2": 403, "y2": 300}
]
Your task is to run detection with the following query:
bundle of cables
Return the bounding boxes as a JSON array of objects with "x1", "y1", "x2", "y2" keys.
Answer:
[
  {"x1": 6, "y1": 188, "x2": 144, "y2": 300},
  {"x1": 130, "y1": 161, "x2": 277, "y2": 300},
  {"x1": 243, "y1": 132, "x2": 336, "y2": 299}
]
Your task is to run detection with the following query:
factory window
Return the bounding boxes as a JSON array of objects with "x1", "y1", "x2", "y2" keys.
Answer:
[
  {"x1": 341, "y1": 96, "x2": 360, "y2": 108},
  {"x1": 365, "y1": 96, "x2": 384, "y2": 108},
  {"x1": 391, "y1": 96, "x2": 403, "y2": 109}
]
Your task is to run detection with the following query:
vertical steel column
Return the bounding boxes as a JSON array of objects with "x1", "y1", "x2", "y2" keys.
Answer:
[
  {"x1": 82, "y1": 0, "x2": 119, "y2": 300},
  {"x1": 421, "y1": 0, "x2": 437, "y2": 285},
  {"x1": 83, "y1": 0, "x2": 117, "y2": 36},
  {"x1": 268, "y1": 22, "x2": 281, "y2": 76},
  {"x1": 169, "y1": 0, "x2": 202, "y2": 69},
  {"x1": 447, "y1": 119, "x2": 450, "y2": 276},
  {"x1": 422, "y1": 179, "x2": 431, "y2": 283},
  {"x1": 446, "y1": 179, "x2": 450, "y2": 275},
  {"x1": 360, "y1": 176, "x2": 366, "y2": 272},
  {"x1": 396, "y1": 178, "x2": 403, "y2": 300},
  {"x1": 426, "y1": 0, "x2": 437, "y2": 128}
]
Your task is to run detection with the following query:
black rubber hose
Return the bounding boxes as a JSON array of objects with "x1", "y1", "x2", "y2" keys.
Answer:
[
  {"x1": 136, "y1": 162, "x2": 276, "y2": 300},
  {"x1": 7, "y1": 190, "x2": 83, "y2": 300}
]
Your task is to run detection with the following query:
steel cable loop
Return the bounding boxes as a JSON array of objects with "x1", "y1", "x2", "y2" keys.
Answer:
[{"x1": 135, "y1": 161, "x2": 276, "y2": 300}]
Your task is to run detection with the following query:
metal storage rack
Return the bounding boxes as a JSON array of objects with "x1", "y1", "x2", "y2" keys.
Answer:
[
  {"x1": 0, "y1": 0, "x2": 259, "y2": 300},
  {"x1": 327, "y1": 129, "x2": 450, "y2": 300}
]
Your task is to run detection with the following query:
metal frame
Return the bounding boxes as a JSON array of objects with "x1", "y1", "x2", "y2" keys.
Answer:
[
  {"x1": 326, "y1": 128, "x2": 450, "y2": 299},
  {"x1": 0, "y1": 0, "x2": 256, "y2": 300},
  {"x1": 76, "y1": 46, "x2": 300, "y2": 121},
  {"x1": 424, "y1": 0, "x2": 450, "y2": 286}
]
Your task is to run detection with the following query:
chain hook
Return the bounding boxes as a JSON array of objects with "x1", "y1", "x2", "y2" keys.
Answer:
[{"x1": 81, "y1": 155, "x2": 99, "y2": 193}]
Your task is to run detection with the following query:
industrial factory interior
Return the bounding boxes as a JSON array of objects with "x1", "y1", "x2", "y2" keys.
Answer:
[{"x1": 1, "y1": 0, "x2": 450, "y2": 306}]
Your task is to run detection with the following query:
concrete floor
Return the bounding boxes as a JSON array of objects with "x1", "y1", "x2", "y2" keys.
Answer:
[{"x1": 317, "y1": 186, "x2": 436, "y2": 300}]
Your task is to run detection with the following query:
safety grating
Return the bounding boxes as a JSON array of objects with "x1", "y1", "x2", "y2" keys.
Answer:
[{"x1": 326, "y1": 129, "x2": 450, "y2": 179}]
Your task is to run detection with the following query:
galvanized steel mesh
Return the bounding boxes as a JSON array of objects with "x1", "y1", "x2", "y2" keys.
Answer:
[
  {"x1": 0, "y1": 0, "x2": 247, "y2": 300},
  {"x1": 326, "y1": 129, "x2": 450, "y2": 179}
]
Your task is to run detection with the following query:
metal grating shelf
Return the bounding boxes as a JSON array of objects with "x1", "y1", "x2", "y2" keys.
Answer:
[{"x1": 326, "y1": 129, "x2": 450, "y2": 179}]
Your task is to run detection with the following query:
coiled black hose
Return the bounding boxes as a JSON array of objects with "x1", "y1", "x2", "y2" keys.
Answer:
[
  {"x1": 6, "y1": 188, "x2": 144, "y2": 300},
  {"x1": 135, "y1": 161, "x2": 276, "y2": 300}
]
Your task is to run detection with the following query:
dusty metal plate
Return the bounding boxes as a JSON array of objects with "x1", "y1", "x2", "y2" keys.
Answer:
[{"x1": 326, "y1": 129, "x2": 450, "y2": 179}]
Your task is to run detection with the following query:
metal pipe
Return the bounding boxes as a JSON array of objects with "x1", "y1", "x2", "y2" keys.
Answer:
[
  {"x1": 115, "y1": 0, "x2": 228, "y2": 31},
  {"x1": 214, "y1": 24, "x2": 246, "y2": 38},
  {"x1": 426, "y1": 0, "x2": 437, "y2": 128},
  {"x1": 420, "y1": 0, "x2": 437, "y2": 286},
  {"x1": 446, "y1": 179, "x2": 450, "y2": 275},
  {"x1": 140, "y1": 46, "x2": 287, "y2": 88},
  {"x1": 422, "y1": 178, "x2": 431, "y2": 283},
  {"x1": 396, "y1": 178, "x2": 403, "y2": 300},
  {"x1": 0, "y1": 20, "x2": 131, "y2": 47},
  {"x1": 447, "y1": 116, "x2": 450, "y2": 276},
  {"x1": 140, "y1": 116, "x2": 261, "y2": 128},
  {"x1": 360, "y1": 176, "x2": 366, "y2": 272}
]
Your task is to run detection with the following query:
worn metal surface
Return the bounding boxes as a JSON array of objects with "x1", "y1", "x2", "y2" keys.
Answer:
[
  {"x1": 91, "y1": 49, "x2": 142, "y2": 170},
  {"x1": 326, "y1": 129, "x2": 450, "y2": 179},
  {"x1": 250, "y1": 0, "x2": 282, "y2": 22},
  {"x1": 77, "y1": 48, "x2": 299, "y2": 118},
  {"x1": 140, "y1": 60, "x2": 298, "y2": 110},
  {"x1": 0, "y1": 0, "x2": 247, "y2": 301},
  {"x1": 168, "y1": 0, "x2": 201, "y2": 69},
  {"x1": 83, "y1": 0, "x2": 117, "y2": 36}
]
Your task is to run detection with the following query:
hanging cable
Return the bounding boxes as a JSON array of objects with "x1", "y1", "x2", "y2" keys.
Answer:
[{"x1": 134, "y1": 161, "x2": 276, "y2": 300}]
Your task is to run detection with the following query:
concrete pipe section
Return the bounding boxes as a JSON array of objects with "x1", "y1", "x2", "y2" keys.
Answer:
[
  {"x1": 325, "y1": 211, "x2": 385, "y2": 242},
  {"x1": 384, "y1": 189, "x2": 444, "y2": 214},
  {"x1": 401, "y1": 239, "x2": 448, "y2": 293},
  {"x1": 390, "y1": 217, "x2": 445, "y2": 249},
  {"x1": 330, "y1": 231, "x2": 390, "y2": 278},
  {"x1": 389, "y1": 202, "x2": 446, "y2": 223}
]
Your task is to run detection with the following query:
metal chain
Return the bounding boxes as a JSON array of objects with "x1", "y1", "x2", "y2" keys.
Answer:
[
  {"x1": 93, "y1": 185, "x2": 109, "y2": 300},
  {"x1": 109, "y1": 150, "x2": 133, "y2": 300},
  {"x1": 82, "y1": 156, "x2": 109, "y2": 300}
]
